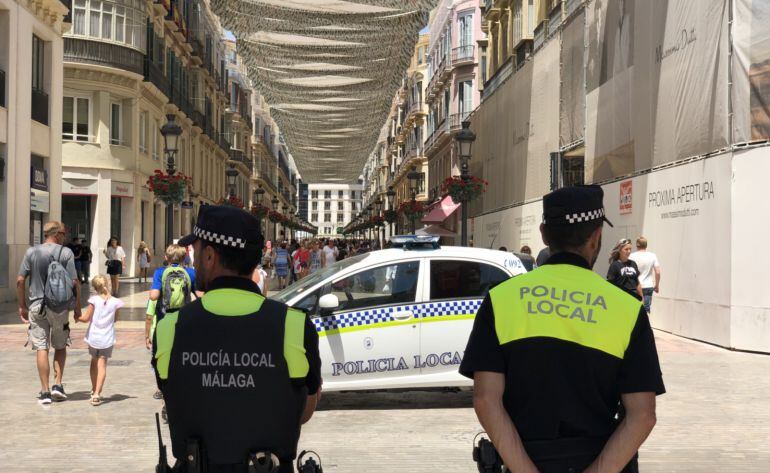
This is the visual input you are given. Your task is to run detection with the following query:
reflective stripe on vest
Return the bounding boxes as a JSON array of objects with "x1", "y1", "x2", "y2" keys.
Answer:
[
  {"x1": 489, "y1": 264, "x2": 641, "y2": 359},
  {"x1": 155, "y1": 288, "x2": 309, "y2": 380}
]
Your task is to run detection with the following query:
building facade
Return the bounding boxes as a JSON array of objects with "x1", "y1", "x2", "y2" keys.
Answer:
[
  {"x1": 470, "y1": 0, "x2": 770, "y2": 352},
  {"x1": 60, "y1": 0, "x2": 235, "y2": 278},
  {"x1": 307, "y1": 183, "x2": 363, "y2": 238},
  {"x1": 0, "y1": 0, "x2": 68, "y2": 302},
  {"x1": 423, "y1": 0, "x2": 484, "y2": 242}
]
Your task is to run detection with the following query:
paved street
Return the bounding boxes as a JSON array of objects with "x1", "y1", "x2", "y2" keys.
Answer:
[{"x1": 1, "y1": 280, "x2": 769, "y2": 472}]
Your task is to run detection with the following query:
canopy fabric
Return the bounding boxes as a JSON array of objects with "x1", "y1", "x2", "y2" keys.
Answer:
[
  {"x1": 422, "y1": 195, "x2": 461, "y2": 224},
  {"x1": 416, "y1": 224, "x2": 457, "y2": 238},
  {"x1": 211, "y1": 0, "x2": 438, "y2": 182}
]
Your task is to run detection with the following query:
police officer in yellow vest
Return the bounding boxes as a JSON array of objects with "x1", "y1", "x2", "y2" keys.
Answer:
[
  {"x1": 460, "y1": 186, "x2": 664, "y2": 473},
  {"x1": 153, "y1": 205, "x2": 321, "y2": 473}
]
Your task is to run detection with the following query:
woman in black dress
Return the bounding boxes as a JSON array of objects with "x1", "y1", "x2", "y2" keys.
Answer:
[{"x1": 606, "y1": 238, "x2": 643, "y2": 300}]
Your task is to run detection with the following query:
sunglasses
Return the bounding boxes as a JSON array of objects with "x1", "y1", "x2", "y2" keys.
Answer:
[{"x1": 618, "y1": 238, "x2": 631, "y2": 245}]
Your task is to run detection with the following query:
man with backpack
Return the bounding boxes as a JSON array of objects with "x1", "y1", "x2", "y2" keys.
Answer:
[{"x1": 16, "y1": 221, "x2": 82, "y2": 405}]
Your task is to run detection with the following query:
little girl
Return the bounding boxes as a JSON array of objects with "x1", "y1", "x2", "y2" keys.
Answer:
[{"x1": 77, "y1": 275, "x2": 124, "y2": 406}]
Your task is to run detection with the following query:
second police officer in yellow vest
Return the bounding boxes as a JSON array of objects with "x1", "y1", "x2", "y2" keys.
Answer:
[
  {"x1": 153, "y1": 205, "x2": 321, "y2": 473},
  {"x1": 460, "y1": 186, "x2": 665, "y2": 473}
]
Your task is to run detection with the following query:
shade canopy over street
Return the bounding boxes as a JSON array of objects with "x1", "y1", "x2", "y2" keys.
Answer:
[{"x1": 211, "y1": 0, "x2": 437, "y2": 182}]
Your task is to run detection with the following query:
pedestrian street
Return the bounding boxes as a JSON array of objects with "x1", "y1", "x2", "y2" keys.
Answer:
[{"x1": 0, "y1": 280, "x2": 768, "y2": 472}]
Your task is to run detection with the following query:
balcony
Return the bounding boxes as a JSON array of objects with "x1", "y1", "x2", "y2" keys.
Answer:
[
  {"x1": 534, "y1": 20, "x2": 548, "y2": 51},
  {"x1": 31, "y1": 88, "x2": 49, "y2": 125},
  {"x1": 190, "y1": 37, "x2": 204, "y2": 59},
  {"x1": 144, "y1": 59, "x2": 171, "y2": 98},
  {"x1": 64, "y1": 38, "x2": 144, "y2": 76},
  {"x1": 190, "y1": 110, "x2": 205, "y2": 130},
  {"x1": 278, "y1": 156, "x2": 291, "y2": 181},
  {"x1": 426, "y1": 56, "x2": 447, "y2": 99},
  {"x1": 217, "y1": 134, "x2": 231, "y2": 154},
  {"x1": 425, "y1": 118, "x2": 448, "y2": 153},
  {"x1": 229, "y1": 148, "x2": 252, "y2": 168},
  {"x1": 171, "y1": 87, "x2": 193, "y2": 118},
  {"x1": 0, "y1": 68, "x2": 5, "y2": 108},
  {"x1": 449, "y1": 112, "x2": 472, "y2": 131},
  {"x1": 451, "y1": 45, "x2": 475, "y2": 67}
]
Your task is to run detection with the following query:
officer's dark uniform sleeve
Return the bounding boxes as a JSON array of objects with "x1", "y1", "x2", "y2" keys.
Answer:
[
  {"x1": 303, "y1": 317, "x2": 322, "y2": 395},
  {"x1": 459, "y1": 294, "x2": 505, "y2": 378},
  {"x1": 619, "y1": 307, "x2": 666, "y2": 395}
]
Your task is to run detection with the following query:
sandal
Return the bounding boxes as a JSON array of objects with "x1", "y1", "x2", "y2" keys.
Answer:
[{"x1": 90, "y1": 396, "x2": 103, "y2": 406}]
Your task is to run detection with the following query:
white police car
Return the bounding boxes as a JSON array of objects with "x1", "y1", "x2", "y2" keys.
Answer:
[{"x1": 272, "y1": 236, "x2": 526, "y2": 391}]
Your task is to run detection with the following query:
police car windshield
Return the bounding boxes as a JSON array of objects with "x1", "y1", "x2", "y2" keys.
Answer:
[{"x1": 270, "y1": 253, "x2": 370, "y2": 303}]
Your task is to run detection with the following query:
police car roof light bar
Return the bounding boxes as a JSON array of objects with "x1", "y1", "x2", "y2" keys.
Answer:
[{"x1": 390, "y1": 235, "x2": 441, "y2": 250}]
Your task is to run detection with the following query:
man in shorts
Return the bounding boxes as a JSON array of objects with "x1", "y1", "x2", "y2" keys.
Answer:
[{"x1": 16, "y1": 221, "x2": 82, "y2": 404}]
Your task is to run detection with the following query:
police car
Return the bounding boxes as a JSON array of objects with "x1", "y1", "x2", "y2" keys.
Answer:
[{"x1": 272, "y1": 236, "x2": 526, "y2": 391}]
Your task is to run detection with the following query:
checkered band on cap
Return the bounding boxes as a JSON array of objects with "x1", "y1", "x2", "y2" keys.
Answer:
[
  {"x1": 564, "y1": 207, "x2": 605, "y2": 224},
  {"x1": 193, "y1": 226, "x2": 246, "y2": 249}
]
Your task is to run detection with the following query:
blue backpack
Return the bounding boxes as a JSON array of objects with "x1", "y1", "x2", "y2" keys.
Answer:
[{"x1": 44, "y1": 246, "x2": 74, "y2": 312}]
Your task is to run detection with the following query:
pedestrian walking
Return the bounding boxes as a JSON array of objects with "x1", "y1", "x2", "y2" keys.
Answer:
[
  {"x1": 153, "y1": 205, "x2": 321, "y2": 472},
  {"x1": 79, "y1": 239, "x2": 92, "y2": 283},
  {"x1": 137, "y1": 241, "x2": 152, "y2": 283},
  {"x1": 104, "y1": 237, "x2": 125, "y2": 296},
  {"x1": 516, "y1": 245, "x2": 535, "y2": 272},
  {"x1": 461, "y1": 186, "x2": 664, "y2": 473},
  {"x1": 292, "y1": 242, "x2": 310, "y2": 281},
  {"x1": 630, "y1": 237, "x2": 661, "y2": 314},
  {"x1": 607, "y1": 239, "x2": 644, "y2": 300},
  {"x1": 16, "y1": 221, "x2": 82, "y2": 404},
  {"x1": 322, "y1": 239, "x2": 338, "y2": 267},
  {"x1": 75, "y1": 275, "x2": 124, "y2": 406},
  {"x1": 272, "y1": 242, "x2": 290, "y2": 290},
  {"x1": 309, "y1": 240, "x2": 323, "y2": 274}
]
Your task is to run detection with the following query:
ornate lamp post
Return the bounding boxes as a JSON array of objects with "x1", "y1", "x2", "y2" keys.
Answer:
[
  {"x1": 281, "y1": 204, "x2": 288, "y2": 240},
  {"x1": 386, "y1": 185, "x2": 396, "y2": 238},
  {"x1": 160, "y1": 115, "x2": 182, "y2": 245},
  {"x1": 455, "y1": 120, "x2": 477, "y2": 246},
  {"x1": 407, "y1": 165, "x2": 422, "y2": 234},
  {"x1": 366, "y1": 203, "x2": 373, "y2": 242},
  {"x1": 374, "y1": 197, "x2": 382, "y2": 248},
  {"x1": 225, "y1": 164, "x2": 238, "y2": 197},
  {"x1": 271, "y1": 195, "x2": 279, "y2": 243}
]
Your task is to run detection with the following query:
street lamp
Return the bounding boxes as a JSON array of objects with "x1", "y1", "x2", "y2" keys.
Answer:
[
  {"x1": 160, "y1": 115, "x2": 182, "y2": 245},
  {"x1": 271, "y1": 195, "x2": 279, "y2": 243},
  {"x1": 225, "y1": 164, "x2": 238, "y2": 197},
  {"x1": 407, "y1": 165, "x2": 422, "y2": 234},
  {"x1": 281, "y1": 204, "x2": 288, "y2": 240},
  {"x1": 366, "y1": 203, "x2": 373, "y2": 242},
  {"x1": 386, "y1": 185, "x2": 396, "y2": 239},
  {"x1": 455, "y1": 120, "x2": 477, "y2": 246},
  {"x1": 253, "y1": 185, "x2": 265, "y2": 236},
  {"x1": 374, "y1": 197, "x2": 382, "y2": 248}
]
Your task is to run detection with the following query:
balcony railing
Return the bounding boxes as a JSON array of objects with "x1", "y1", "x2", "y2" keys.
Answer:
[
  {"x1": 65, "y1": 38, "x2": 144, "y2": 76},
  {"x1": 278, "y1": 157, "x2": 291, "y2": 181},
  {"x1": 565, "y1": 0, "x2": 582, "y2": 17},
  {"x1": 217, "y1": 134, "x2": 231, "y2": 153},
  {"x1": 408, "y1": 100, "x2": 425, "y2": 116},
  {"x1": 144, "y1": 59, "x2": 171, "y2": 98},
  {"x1": 451, "y1": 45, "x2": 475, "y2": 66},
  {"x1": 0, "y1": 68, "x2": 5, "y2": 108},
  {"x1": 31, "y1": 88, "x2": 49, "y2": 125},
  {"x1": 190, "y1": 37, "x2": 204, "y2": 59},
  {"x1": 482, "y1": 56, "x2": 514, "y2": 100},
  {"x1": 229, "y1": 149, "x2": 251, "y2": 167},
  {"x1": 190, "y1": 110, "x2": 205, "y2": 130},
  {"x1": 449, "y1": 111, "x2": 473, "y2": 131},
  {"x1": 426, "y1": 56, "x2": 447, "y2": 96},
  {"x1": 534, "y1": 20, "x2": 548, "y2": 51},
  {"x1": 549, "y1": 1, "x2": 563, "y2": 32}
]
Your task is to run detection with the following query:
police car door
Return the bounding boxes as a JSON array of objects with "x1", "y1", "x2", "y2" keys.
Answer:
[
  {"x1": 314, "y1": 259, "x2": 423, "y2": 389},
  {"x1": 418, "y1": 258, "x2": 512, "y2": 383}
]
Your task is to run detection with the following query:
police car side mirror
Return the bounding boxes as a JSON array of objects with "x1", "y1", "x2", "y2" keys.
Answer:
[{"x1": 318, "y1": 294, "x2": 340, "y2": 314}]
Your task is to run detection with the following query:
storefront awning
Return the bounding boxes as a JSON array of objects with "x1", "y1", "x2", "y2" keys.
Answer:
[
  {"x1": 416, "y1": 224, "x2": 457, "y2": 238},
  {"x1": 422, "y1": 195, "x2": 461, "y2": 224}
]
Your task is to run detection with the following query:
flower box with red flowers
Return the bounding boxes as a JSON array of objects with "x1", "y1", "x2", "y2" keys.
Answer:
[
  {"x1": 268, "y1": 210, "x2": 285, "y2": 223},
  {"x1": 383, "y1": 209, "x2": 398, "y2": 223},
  {"x1": 147, "y1": 170, "x2": 191, "y2": 205},
  {"x1": 217, "y1": 195, "x2": 245, "y2": 209},
  {"x1": 251, "y1": 203, "x2": 270, "y2": 219},
  {"x1": 441, "y1": 175, "x2": 488, "y2": 204},
  {"x1": 398, "y1": 200, "x2": 426, "y2": 220}
]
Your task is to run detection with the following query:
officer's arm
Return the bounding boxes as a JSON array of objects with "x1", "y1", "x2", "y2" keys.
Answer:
[
  {"x1": 301, "y1": 391, "x2": 319, "y2": 424},
  {"x1": 473, "y1": 371, "x2": 539, "y2": 473},
  {"x1": 584, "y1": 392, "x2": 657, "y2": 473}
]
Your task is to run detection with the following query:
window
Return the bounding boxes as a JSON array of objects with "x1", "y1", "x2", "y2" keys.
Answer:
[
  {"x1": 338, "y1": 190, "x2": 344, "y2": 199},
  {"x1": 312, "y1": 201, "x2": 318, "y2": 210},
  {"x1": 330, "y1": 261, "x2": 419, "y2": 312},
  {"x1": 139, "y1": 111, "x2": 147, "y2": 152},
  {"x1": 337, "y1": 213, "x2": 344, "y2": 223},
  {"x1": 324, "y1": 190, "x2": 331, "y2": 199},
  {"x1": 459, "y1": 80, "x2": 473, "y2": 116},
  {"x1": 324, "y1": 214, "x2": 331, "y2": 223},
  {"x1": 458, "y1": 13, "x2": 473, "y2": 47},
  {"x1": 62, "y1": 96, "x2": 90, "y2": 141},
  {"x1": 110, "y1": 102, "x2": 122, "y2": 145},
  {"x1": 32, "y1": 35, "x2": 45, "y2": 92},
  {"x1": 73, "y1": 0, "x2": 86, "y2": 35},
  {"x1": 311, "y1": 213, "x2": 318, "y2": 222},
  {"x1": 337, "y1": 201, "x2": 344, "y2": 211},
  {"x1": 324, "y1": 201, "x2": 331, "y2": 211},
  {"x1": 430, "y1": 260, "x2": 510, "y2": 300},
  {"x1": 311, "y1": 190, "x2": 318, "y2": 199}
]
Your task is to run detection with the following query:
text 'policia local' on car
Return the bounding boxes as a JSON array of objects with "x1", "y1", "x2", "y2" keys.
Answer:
[{"x1": 272, "y1": 236, "x2": 526, "y2": 391}]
